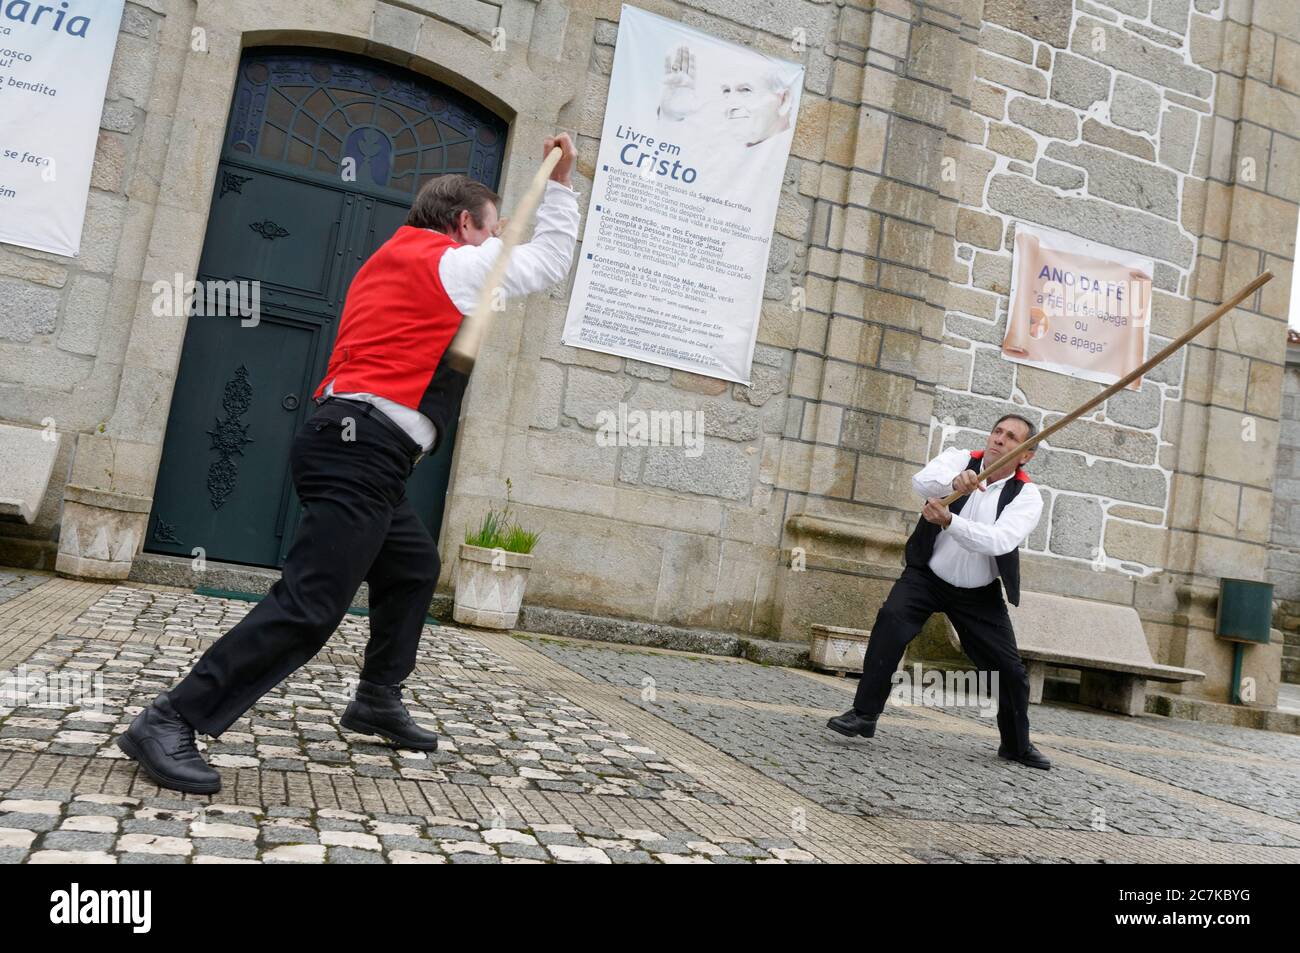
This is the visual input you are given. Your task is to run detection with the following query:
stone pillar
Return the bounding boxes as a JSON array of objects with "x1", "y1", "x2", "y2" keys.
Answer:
[
  {"x1": 773, "y1": 0, "x2": 981, "y2": 640},
  {"x1": 54, "y1": 433, "x2": 163, "y2": 579},
  {"x1": 55, "y1": 485, "x2": 153, "y2": 579},
  {"x1": 1157, "y1": 1, "x2": 1297, "y2": 706},
  {"x1": 1267, "y1": 347, "x2": 1300, "y2": 684},
  {"x1": 54, "y1": 0, "x2": 219, "y2": 580}
]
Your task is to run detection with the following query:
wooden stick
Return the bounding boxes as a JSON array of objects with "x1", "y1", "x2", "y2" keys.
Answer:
[
  {"x1": 443, "y1": 145, "x2": 565, "y2": 375},
  {"x1": 937, "y1": 270, "x2": 1274, "y2": 506}
]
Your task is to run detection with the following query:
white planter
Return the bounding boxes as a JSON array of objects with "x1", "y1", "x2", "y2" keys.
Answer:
[
  {"x1": 453, "y1": 543, "x2": 534, "y2": 629},
  {"x1": 809, "y1": 624, "x2": 871, "y2": 674}
]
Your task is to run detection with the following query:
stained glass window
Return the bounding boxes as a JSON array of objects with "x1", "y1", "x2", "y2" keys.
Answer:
[{"x1": 225, "y1": 48, "x2": 507, "y2": 195}]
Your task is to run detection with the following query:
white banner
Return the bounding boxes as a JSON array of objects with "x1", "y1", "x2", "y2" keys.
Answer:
[
  {"x1": 562, "y1": 4, "x2": 803, "y2": 384},
  {"x1": 0, "y1": 0, "x2": 126, "y2": 257},
  {"x1": 1002, "y1": 223, "x2": 1154, "y2": 390}
]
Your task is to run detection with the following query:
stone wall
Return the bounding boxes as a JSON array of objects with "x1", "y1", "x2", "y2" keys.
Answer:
[
  {"x1": 1268, "y1": 344, "x2": 1300, "y2": 681},
  {"x1": 0, "y1": 0, "x2": 597, "y2": 574},
  {"x1": 754, "y1": 0, "x2": 1295, "y2": 711},
  {"x1": 0, "y1": 0, "x2": 168, "y2": 567},
  {"x1": 937, "y1": 1, "x2": 1213, "y2": 576},
  {"x1": 495, "y1": 2, "x2": 837, "y2": 633},
  {"x1": 935, "y1": 0, "x2": 1294, "y2": 585}
]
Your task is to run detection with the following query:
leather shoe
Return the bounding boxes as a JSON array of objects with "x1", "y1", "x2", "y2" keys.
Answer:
[
  {"x1": 827, "y1": 709, "x2": 878, "y2": 738},
  {"x1": 341, "y1": 679, "x2": 439, "y2": 751},
  {"x1": 115, "y1": 692, "x2": 221, "y2": 794},
  {"x1": 998, "y1": 742, "x2": 1051, "y2": 770}
]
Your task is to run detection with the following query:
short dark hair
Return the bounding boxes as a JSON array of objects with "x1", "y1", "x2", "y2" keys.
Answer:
[
  {"x1": 994, "y1": 413, "x2": 1037, "y2": 444},
  {"x1": 406, "y1": 174, "x2": 501, "y2": 233}
]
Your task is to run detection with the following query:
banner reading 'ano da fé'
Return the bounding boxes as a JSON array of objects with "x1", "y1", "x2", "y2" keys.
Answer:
[{"x1": 1002, "y1": 223, "x2": 1155, "y2": 391}]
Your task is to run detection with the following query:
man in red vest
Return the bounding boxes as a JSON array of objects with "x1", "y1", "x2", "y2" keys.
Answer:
[
  {"x1": 117, "y1": 135, "x2": 580, "y2": 794},
  {"x1": 827, "y1": 414, "x2": 1051, "y2": 769}
]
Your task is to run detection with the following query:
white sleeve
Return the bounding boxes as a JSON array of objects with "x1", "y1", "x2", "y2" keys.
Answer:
[
  {"x1": 437, "y1": 180, "x2": 580, "y2": 315},
  {"x1": 943, "y1": 484, "x2": 1043, "y2": 556},
  {"x1": 912, "y1": 447, "x2": 970, "y2": 500}
]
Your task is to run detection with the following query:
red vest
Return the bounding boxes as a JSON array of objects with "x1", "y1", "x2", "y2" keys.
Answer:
[{"x1": 313, "y1": 226, "x2": 468, "y2": 455}]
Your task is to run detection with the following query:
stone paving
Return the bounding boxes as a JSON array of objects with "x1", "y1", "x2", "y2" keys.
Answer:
[
  {"x1": 0, "y1": 573, "x2": 1297, "y2": 864},
  {"x1": 527, "y1": 636, "x2": 926, "y2": 716},
  {"x1": 10, "y1": 631, "x2": 725, "y2": 804},
  {"x1": 611, "y1": 696, "x2": 1296, "y2": 845},
  {"x1": 0, "y1": 790, "x2": 815, "y2": 864},
  {"x1": 0, "y1": 571, "x2": 46, "y2": 605}
]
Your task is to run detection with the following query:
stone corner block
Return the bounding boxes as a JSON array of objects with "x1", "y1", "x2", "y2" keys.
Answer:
[{"x1": 55, "y1": 484, "x2": 153, "y2": 580}]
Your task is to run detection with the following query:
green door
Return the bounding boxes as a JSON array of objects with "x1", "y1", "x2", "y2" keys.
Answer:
[{"x1": 146, "y1": 49, "x2": 506, "y2": 568}]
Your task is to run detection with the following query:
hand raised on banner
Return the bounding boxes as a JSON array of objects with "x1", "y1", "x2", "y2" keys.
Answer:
[{"x1": 659, "y1": 44, "x2": 699, "y2": 121}]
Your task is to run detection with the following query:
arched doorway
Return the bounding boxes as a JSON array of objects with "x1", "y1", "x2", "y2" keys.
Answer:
[{"x1": 146, "y1": 47, "x2": 507, "y2": 567}]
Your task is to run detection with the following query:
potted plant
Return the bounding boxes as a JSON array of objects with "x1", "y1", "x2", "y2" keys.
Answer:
[{"x1": 453, "y1": 480, "x2": 540, "y2": 629}]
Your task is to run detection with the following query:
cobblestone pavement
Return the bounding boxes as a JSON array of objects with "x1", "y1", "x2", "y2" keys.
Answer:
[
  {"x1": 529, "y1": 639, "x2": 1300, "y2": 847},
  {"x1": 0, "y1": 575, "x2": 1297, "y2": 864}
]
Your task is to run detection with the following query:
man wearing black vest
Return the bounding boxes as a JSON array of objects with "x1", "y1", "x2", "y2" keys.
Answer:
[{"x1": 828, "y1": 414, "x2": 1051, "y2": 769}]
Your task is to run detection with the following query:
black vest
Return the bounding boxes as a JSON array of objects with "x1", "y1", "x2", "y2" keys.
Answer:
[{"x1": 904, "y1": 452, "x2": 1029, "y2": 606}]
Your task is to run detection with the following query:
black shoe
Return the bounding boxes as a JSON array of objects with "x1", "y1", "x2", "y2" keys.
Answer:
[
  {"x1": 998, "y1": 742, "x2": 1051, "y2": 770},
  {"x1": 341, "y1": 679, "x2": 439, "y2": 751},
  {"x1": 827, "y1": 709, "x2": 878, "y2": 738},
  {"x1": 115, "y1": 692, "x2": 221, "y2": 794}
]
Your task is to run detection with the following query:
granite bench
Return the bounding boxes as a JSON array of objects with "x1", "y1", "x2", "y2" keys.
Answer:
[
  {"x1": 0, "y1": 422, "x2": 61, "y2": 525},
  {"x1": 945, "y1": 590, "x2": 1204, "y2": 716}
]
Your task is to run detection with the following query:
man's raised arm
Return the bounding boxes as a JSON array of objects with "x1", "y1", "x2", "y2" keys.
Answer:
[
  {"x1": 440, "y1": 134, "x2": 581, "y2": 314},
  {"x1": 912, "y1": 446, "x2": 968, "y2": 499}
]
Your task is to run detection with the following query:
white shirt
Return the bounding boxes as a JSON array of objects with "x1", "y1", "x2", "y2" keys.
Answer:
[
  {"x1": 328, "y1": 179, "x2": 581, "y2": 451},
  {"x1": 912, "y1": 446, "x2": 1044, "y2": 589}
]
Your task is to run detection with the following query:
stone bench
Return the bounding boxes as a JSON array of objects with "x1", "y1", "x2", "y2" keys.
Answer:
[
  {"x1": 945, "y1": 590, "x2": 1204, "y2": 716},
  {"x1": 0, "y1": 422, "x2": 61, "y2": 524}
]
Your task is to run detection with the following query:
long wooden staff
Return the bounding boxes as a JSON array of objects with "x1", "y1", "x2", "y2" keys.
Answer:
[
  {"x1": 443, "y1": 145, "x2": 565, "y2": 375},
  {"x1": 938, "y1": 270, "x2": 1274, "y2": 506}
]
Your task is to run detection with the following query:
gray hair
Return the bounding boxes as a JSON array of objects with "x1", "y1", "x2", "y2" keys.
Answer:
[{"x1": 994, "y1": 413, "x2": 1038, "y2": 444}]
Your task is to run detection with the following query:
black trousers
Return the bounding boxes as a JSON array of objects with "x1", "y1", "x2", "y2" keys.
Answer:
[
  {"x1": 169, "y1": 400, "x2": 440, "y2": 737},
  {"x1": 853, "y1": 564, "x2": 1032, "y2": 753}
]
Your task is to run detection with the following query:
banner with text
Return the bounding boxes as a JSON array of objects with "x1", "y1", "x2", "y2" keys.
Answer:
[
  {"x1": 562, "y1": 4, "x2": 803, "y2": 385},
  {"x1": 0, "y1": 1, "x2": 126, "y2": 256},
  {"x1": 1002, "y1": 223, "x2": 1154, "y2": 390}
]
